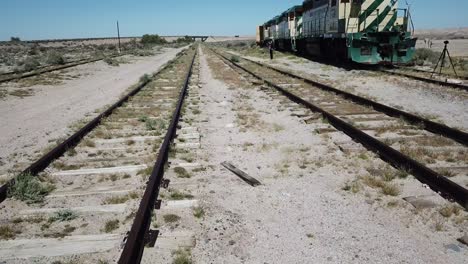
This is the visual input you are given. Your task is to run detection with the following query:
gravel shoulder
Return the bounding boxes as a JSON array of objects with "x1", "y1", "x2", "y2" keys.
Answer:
[
  {"x1": 227, "y1": 50, "x2": 468, "y2": 131},
  {"x1": 0, "y1": 46, "x2": 186, "y2": 178}
]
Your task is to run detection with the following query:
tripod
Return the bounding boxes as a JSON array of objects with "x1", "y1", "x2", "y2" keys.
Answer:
[{"x1": 431, "y1": 40, "x2": 458, "y2": 79}]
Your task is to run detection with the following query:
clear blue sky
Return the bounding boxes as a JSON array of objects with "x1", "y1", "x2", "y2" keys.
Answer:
[{"x1": 1, "y1": 0, "x2": 467, "y2": 41}]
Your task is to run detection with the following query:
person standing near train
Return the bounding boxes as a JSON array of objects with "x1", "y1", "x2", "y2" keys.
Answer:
[{"x1": 268, "y1": 41, "x2": 274, "y2": 60}]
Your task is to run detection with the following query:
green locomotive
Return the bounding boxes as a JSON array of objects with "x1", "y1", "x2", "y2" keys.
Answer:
[{"x1": 256, "y1": 0, "x2": 417, "y2": 64}]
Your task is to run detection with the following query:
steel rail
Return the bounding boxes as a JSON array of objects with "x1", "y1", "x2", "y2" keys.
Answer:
[
  {"x1": 0, "y1": 53, "x2": 123, "y2": 84},
  {"x1": 0, "y1": 58, "x2": 90, "y2": 76},
  {"x1": 381, "y1": 69, "x2": 468, "y2": 91},
  {"x1": 210, "y1": 48, "x2": 468, "y2": 209},
  {"x1": 224, "y1": 53, "x2": 468, "y2": 146},
  {"x1": 118, "y1": 48, "x2": 197, "y2": 263},
  {"x1": 0, "y1": 49, "x2": 189, "y2": 203},
  {"x1": 394, "y1": 66, "x2": 468, "y2": 81}
]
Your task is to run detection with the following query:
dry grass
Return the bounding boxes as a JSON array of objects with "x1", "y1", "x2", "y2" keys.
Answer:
[
  {"x1": 163, "y1": 214, "x2": 181, "y2": 223},
  {"x1": 0, "y1": 225, "x2": 17, "y2": 240},
  {"x1": 342, "y1": 181, "x2": 361, "y2": 193},
  {"x1": 399, "y1": 145, "x2": 438, "y2": 164},
  {"x1": 436, "y1": 168, "x2": 457, "y2": 178},
  {"x1": 439, "y1": 204, "x2": 462, "y2": 218},
  {"x1": 172, "y1": 248, "x2": 192, "y2": 264},
  {"x1": 169, "y1": 190, "x2": 194, "y2": 200},
  {"x1": 361, "y1": 175, "x2": 401, "y2": 196},
  {"x1": 8, "y1": 89, "x2": 34, "y2": 98},
  {"x1": 82, "y1": 138, "x2": 96, "y2": 148},
  {"x1": 192, "y1": 206, "x2": 205, "y2": 219},
  {"x1": 174, "y1": 167, "x2": 191, "y2": 178},
  {"x1": 103, "y1": 219, "x2": 119, "y2": 233},
  {"x1": 103, "y1": 192, "x2": 139, "y2": 204}
]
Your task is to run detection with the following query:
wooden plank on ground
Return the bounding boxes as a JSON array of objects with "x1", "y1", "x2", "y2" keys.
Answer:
[{"x1": 221, "y1": 162, "x2": 261, "y2": 187}]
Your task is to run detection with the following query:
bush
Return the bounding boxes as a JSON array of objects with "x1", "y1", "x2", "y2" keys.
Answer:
[
  {"x1": 174, "y1": 36, "x2": 194, "y2": 44},
  {"x1": 104, "y1": 57, "x2": 119, "y2": 66},
  {"x1": 103, "y1": 219, "x2": 120, "y2": 233},
  {"x1": 23, "y1": 58, "x2": 40, "y2": 71},
  {"x1": 8, "y1": 173, "x2": 55, "y2": 204},
  {"x1": 230, "y1": 55, "x2": 240, "y2": 63},
  {"x1": 10, "y1": 37, "x2": 21, "y2": 42},
  {"x1": 0, "y1": 226, "x2": 16, "y2": 240},
  {"x1": 141, "y1": 34, "x2": 168, "y2": 45},
  {"x1": 46, "y1": 52, "x2": 66, "y2": 65},
  {"x1": 139, "y1": 74, "x2": 151, "y2": 83},
  {"x1": 411, "y1": 48, "x2": 440, "y2": 66},
  {"x1": 48, "y1": 209, "x2": 78, "y2": 222}
]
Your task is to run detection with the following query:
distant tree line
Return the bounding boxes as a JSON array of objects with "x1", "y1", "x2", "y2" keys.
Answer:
[{"x1": 140, "y1": 34, "x2": 195, "y2": 45}]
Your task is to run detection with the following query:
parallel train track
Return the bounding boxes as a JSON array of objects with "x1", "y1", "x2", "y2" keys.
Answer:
[
  {"x1": 381, "y1": 67, "x2": 468, "y2": 91},
  {"x1": 209, "y1": 47, "x2": 468, "y2": 209},
  {"x1": 0, "y1": 46, "x2": 196, "y2": 263},
  {"x1": 0, "y1": 53, "x2": 123, "y2": 84},
  {"x1": 244, "y1": 47, "x2": 468, "y2": 91}
]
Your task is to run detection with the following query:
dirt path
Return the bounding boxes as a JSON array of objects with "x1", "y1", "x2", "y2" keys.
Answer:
[
  {"x1": 0, "y1": 47, "x2": 186, "y2": 178},
  {"x1": 143, "y1": 46, "x2": 467, "y2": 263}
]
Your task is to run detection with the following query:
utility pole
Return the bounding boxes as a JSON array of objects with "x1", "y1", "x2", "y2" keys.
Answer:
[{"x1": 117, "y1": 20, "x2": 121, "y2": 53}]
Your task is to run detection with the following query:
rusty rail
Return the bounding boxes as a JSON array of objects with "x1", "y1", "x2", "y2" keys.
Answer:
[
  {"x1": 0, "y1": 53, "x2": 123, "y2": 84},
  {"x1": 0, "y1": 49, "x2": 188, "y2": 203},
  {"x1": 211, "y1": 48, "x2": 468, "y2": 209},
  {"x1": 229, "y1": 53, "x2": 468, "y2": 146},
  {"x1": 381, "y1": 69, "x2": 468, "y2": 92},
  {"x1": 118, "y1": 49, "x2": 197, "y2": 263}
]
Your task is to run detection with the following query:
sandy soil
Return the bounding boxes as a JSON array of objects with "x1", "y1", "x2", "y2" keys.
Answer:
[
  {"x1": 416, "y1": 39, "x2": 468, "y2": 57},
  {"x1": 228, "y1": 51, "x2": 468, "y2": 131},
  {"x1": 0, "y1": 46, "x2": 187, "y2": 178},
  {"x1": 415, "y1": 27, "x2": 468, "y2": 41},
  {"x1": 142, "y1": 46, "x2": 467, "y2": 264}
]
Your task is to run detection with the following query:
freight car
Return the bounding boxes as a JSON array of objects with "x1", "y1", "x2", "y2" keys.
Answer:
[{"x1": 256, "y1": 0, "x2": 417, "y2": 65}]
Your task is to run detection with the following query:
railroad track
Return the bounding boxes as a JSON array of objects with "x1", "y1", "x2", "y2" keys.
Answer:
[
  {"x1": 234, "y1": 47, "x2": 468, "y2": 91},
  {"x1": 394, "y1": 66, "x2": 468, "y2": 81},
  {"x1": 208, "y1": 47, "x2": 468, "y2": 209},
  {"x1": 0, "y1": 53, "x2": 123, "y2": 84},
  {"x1": 381, "y1": 67, "x2": 468, "y2": 91},
  {"x1": 0, "y1": 46, "x2": 197, "y2": 263}
]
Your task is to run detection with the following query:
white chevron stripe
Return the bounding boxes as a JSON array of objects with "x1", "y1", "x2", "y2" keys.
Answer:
[
  {"x1": 359, "y1": 0, "x2": 394, "y2": 31},
  {"x1": 378, "y1": 8, "x2": 397, "y2": 31}
]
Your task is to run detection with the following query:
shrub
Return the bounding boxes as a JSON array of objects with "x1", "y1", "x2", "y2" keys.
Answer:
[
  {"x1": 103, "y1": 219, "x2": 120, "y2": 233},
  {"x1": 230, "y1": 55, "x2": 240, "y2": 63},
  {"x1": 172, "y1": 248, "x2": 192, "y2": 264},
  {"x1": 163, "y1": 214, "x2": 181, "y2": 223},
  {"x1": 174, "y1": 167, "x2": 190, "y2": 178},
  {"x1": 174, "y1": 36, "x2": 194, "y2": 44},
  {"x1": 411, "y1": 48, "x2": 440, "y2": 66},
  {"x1": 439, "y1": 204, "x2": 461, "y2": 218},
  {"x1": 46, "y1": 52, "x2": 66, "y2": 65},
  {"x1": 0, "y1": 225, "x2": 16, "y2": 240},
  {"x1": 8, "y1": 173, "x2": 55, "y2": 204},
  {"x1": 192, "y1": 206, "x2": 205, "y2": 218},
  {"x1": 10, "y1": 37, "x2": 21, "y2": 42},
  {"x1": 141, "y1": 34, "x2": 167, "y2": 45},
  {"x1": 23, "y1": 58, "x2": 40, "y2": 72},
  {"x1": 139, "y1": 74, "x2": 151, "y2": 83},
  {"x1": 104, "y1": 57, "x2": 119, "y2": 66},
  {"x1": 48, "y1": 209, "x2": 78, "y2": 222}
]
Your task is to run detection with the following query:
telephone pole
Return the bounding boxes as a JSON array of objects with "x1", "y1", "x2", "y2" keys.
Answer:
[{"x1": 117, "y1": 21, "x2": 121, "y2": 53}]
